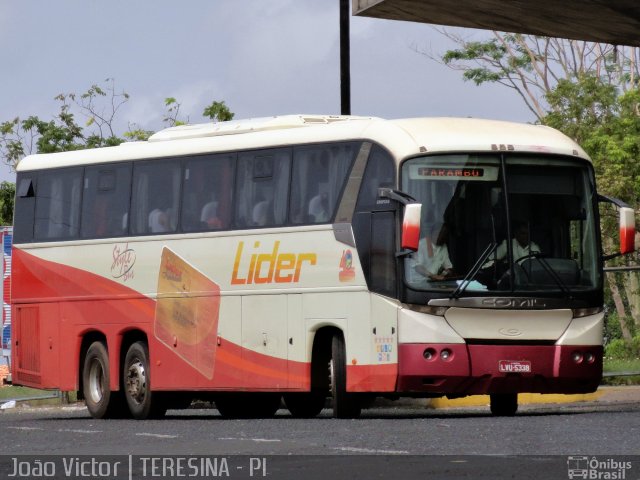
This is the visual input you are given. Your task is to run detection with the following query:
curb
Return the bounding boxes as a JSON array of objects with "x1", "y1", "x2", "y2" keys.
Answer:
[{"x1": 428, "y1": 386, "x2": 637, "y2": 409}]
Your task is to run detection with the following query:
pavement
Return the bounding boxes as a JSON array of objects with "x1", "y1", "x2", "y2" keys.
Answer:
[
  {"x1": 1, "y1": 385, "x2": 638, "y2": 412},
  {"x1": 428, "y1": 385, "x2": 640, "y2": 409}
]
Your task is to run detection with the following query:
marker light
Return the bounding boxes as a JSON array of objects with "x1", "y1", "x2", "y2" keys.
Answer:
[{"x1": 423, "y1": 348, "x2": 436, "y2": 361}]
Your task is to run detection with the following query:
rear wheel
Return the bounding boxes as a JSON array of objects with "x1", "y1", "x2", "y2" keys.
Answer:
[
  {"x1": 82, "y1": 341, "x2": 126, "y2": 419},
  {"x1": 330, "y1": 333, "x2": 361, "y2": 419},
  {"x1": 123, "y1": 341, "x2": 166, "y2": 419},
  {"x1": 490, "y1": 393, "x2": 518, "y2": 416}
]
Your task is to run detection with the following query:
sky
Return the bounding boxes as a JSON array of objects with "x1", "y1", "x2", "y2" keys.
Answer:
[{"x1": 0, "y1": 1, "x2": 533, "y2": 183}]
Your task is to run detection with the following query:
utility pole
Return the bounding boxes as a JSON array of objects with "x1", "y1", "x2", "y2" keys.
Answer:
[{"x1": 340, "y1": 0, "x2": 351, "y2": 115}]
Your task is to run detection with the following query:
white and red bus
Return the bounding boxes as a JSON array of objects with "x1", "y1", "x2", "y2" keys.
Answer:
[{"x1": 10, "y1": 115, "x2": 635, "y2": 419}]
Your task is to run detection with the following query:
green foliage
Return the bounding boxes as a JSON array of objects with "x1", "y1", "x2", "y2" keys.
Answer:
[
  {"x1": 604, "y1": 309, "x2": 640, "y2": 344},
  {"x1": 123, "y1": 128, "x2": 154, "y2": 142},
  {"x1": 545, "y1": 79, "x2": 640, "y2": 208},
  {"x1": 604, "y1": 311, "x2": 624, "y2": 342},
  {"x1": 543, "y1": 75, "x2": 619, "y2": 142},
  {"x1": 0, "y1": 181, "x2": 15, "y2": 225},
  {"x1": 605, "y1": 336, "x2": 640, "y2": 360},
  {"x1": 163, "y1": 97, "x2": 187, "y2": 127},
  {"x1": 203, "y1": 101, "x2": 234, "y2": 122},
  {"x1": 1, "y1": 80, "x2": 235, "y2": 171}
]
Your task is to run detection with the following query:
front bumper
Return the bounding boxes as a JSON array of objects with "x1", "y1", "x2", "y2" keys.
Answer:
[{"x1": 397, "y1": 343, "x2": 602, "y2": 395}]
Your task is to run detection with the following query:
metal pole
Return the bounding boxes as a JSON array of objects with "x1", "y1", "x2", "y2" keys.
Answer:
[
  {"x1": 604, "y1": 266, "x2": 640, "y2": 272},
  {"x1": 340, "y1": 0, "x2": 351, "y2": 115}
]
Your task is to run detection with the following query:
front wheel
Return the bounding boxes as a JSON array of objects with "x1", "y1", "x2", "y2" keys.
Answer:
[
  {"x1": 490, "y1": 393, "x2": 518, "y2": 416},
  {"x1": 123, "y1": 341, "x2": 166, "y2": 419},
  {"x1": 330, "y1": 334, "x2": 361, "y2": 419}
]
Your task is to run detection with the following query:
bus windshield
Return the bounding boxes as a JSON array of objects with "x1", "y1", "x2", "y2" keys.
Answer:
[{"x1": 401, "y1": 154, "x2": 600, "y2": 294}]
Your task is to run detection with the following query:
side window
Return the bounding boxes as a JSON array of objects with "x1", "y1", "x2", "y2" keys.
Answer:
[
  {"x1": 234, "y1": 149, "x2": 291, "y2": 228},
  {"x1": 131, "y1": 160, "x2": 181, "y2": 235},
  {"x1": 13, "y1": 175, "x2": 36, "y2": 243},
  {"x1": 81, "y1": 164, "x2": 131, "y2": 238},
  {"x1": 356, "y1": 145, "x2": 396, "y2": 210},
  {"x1": 182, "y1": 154, "x2": 234, "y2": 232},
  {"x1": 289, "y1": 143, "x2": 357, "y2": 224},
  {"x1": 34, "y1": 168, "x2": 83, "y2": 241}
]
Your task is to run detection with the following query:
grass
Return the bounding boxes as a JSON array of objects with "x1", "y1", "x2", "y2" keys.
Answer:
[
  {"x1": 0, "y1": 385, "x2": 78, "y2": 405},
  {"x1": 602, "y1": 358, "x2": 640, "y2": 385}
]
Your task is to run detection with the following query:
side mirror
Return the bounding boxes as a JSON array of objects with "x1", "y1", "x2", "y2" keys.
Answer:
[
  {"x1": 619, "y1": 206, "x2": 635, "y2": 255},
  {"x1": 599, "y1": 195, "x2": 636, "y2": 260},
  {"x1": 402, "y1": 203, "x2": 421, "y2": 252}
]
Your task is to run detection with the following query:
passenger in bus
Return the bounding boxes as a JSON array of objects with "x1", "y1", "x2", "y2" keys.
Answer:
[
  {"x1": 149, "y1": 207, "x2": 171, "y2": 233},
  {"x1": 308, "y1": 192, "x2": 330, "y2": 223},
  {"x1": 413, "y1": 223, "x2": 455, "y2": 282},
  {"x1": 200, "y1": 199, "x2": 222, "y2": 229},
  {"x1": 252, "y1": 199, "x2": 271, "y2": 226}
]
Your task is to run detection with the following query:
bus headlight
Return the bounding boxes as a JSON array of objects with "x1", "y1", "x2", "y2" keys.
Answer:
[
  {"x1": 572, "y1": 307, "x2": 603, "y2": 318},
  {"x1": 409, "y1": 305, "x2": 449, "y2": 317}
]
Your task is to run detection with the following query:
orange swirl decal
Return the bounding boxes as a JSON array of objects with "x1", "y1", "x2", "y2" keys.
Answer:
[{"x1": 231, "y1": 241, "x2": 317, "y2": 285}]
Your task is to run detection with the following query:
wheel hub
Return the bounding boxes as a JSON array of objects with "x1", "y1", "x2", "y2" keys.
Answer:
[
  {"x1": 88, "y1": 359, "x2": 104, "y2": 403},
  {"x1": 126, "y1": 360, "x2": 147, "y2": 404}
]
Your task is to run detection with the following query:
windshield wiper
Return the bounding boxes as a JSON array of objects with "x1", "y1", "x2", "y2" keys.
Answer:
[{"x1": 451, "y1": 242, "x2": 497, "y2": 299}]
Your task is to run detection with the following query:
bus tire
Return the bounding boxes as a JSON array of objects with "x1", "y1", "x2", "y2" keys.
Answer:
[
  {"x1": 490, "y1": 393, "x2": 518, "y2": 416},
  {"x1": 283, "y1": 392, "x2": 326, "y2": 418},
  {"x1": 82, "y1": 341, "x2": 126, "y2": 419},
  {"x1": 330, "y1": 333, "x2": 361, "y2": 419},
  {"x1": 123, "y1": 341, "x2": 166, "y2": 419}
]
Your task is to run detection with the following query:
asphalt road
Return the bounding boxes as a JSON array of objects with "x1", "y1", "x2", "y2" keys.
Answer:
[{"x1": 0, "y1": 400, "x2": 638, "y2": 479}]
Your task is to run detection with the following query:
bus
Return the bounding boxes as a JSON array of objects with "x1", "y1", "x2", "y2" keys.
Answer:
[{"x1": 10, "y1": 115, "x2": 635, "y2": 419}]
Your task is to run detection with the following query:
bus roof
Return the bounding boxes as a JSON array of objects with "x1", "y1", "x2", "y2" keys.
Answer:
[{"x1": 16, "y1": 115, "x2": 590, "y2": 172}]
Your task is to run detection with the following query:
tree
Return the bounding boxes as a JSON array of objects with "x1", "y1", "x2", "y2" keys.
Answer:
[
  {"x1": 422, "y1": 31, "x2": 639, "y2": 122},
  {"x1": 0, "y1": 182, "x2": 15, "y2": 225},
  {"x1": 203, "y1": 101, "x2": 234, "y2": 122},
  {"x1": 0, "y1": 79, "x2": 235, "y2": 224}
]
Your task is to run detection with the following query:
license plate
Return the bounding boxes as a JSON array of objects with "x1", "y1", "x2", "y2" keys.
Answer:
[{"x1": 498, "y1": 360, "x2": 531, "y2": 373}]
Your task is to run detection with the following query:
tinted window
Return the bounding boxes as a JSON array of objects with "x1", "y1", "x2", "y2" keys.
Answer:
[
  {"x1": 130, "y1": 160, "x2": 181, "y2": 235},
  {"x1": 289, "y1": 143, "x2": 357, "y2": 224},
  {"x1": 356, "y1": 145, "x2": 396, "y2": 209},
  {"x1": 13, "y1": 175, "x2": 36, "y2": 243},
  {"x1": 370, "y1": 211, "x2": 397, "y2": 296},
  {"x1": 351, "y1": 145, "x2": 397, "y2": 296},
  {"x1": 182, "y1": 154, "x2": 234, "y2": 232},
  {"x1": 34, "y1": 168, "x2": 83, "y2": 241},
  {"x1": 234, "y1": 149, "x2": 291, "y2": 228},
  {"x1": 81, "y1": 164, "x2": 131, "y2": 238}
]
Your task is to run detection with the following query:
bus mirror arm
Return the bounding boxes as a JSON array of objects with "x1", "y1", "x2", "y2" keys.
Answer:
[
  {"x1": 598, "y1": 195, "x2": 636, "y2": 257},
  {"x1": 378, "y1": 187, "x2": 416, "y2": 205}
]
